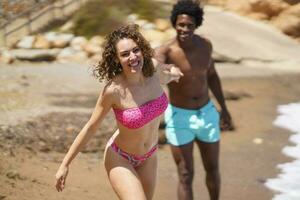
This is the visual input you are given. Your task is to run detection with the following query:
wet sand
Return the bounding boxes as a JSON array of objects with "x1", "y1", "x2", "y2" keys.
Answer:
[{"x1": 1, "y1": 62, "x2": 300, "y2": 200}]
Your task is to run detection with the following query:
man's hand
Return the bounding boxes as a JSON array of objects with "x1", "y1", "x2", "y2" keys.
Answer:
[{"x1": 220, "y1": 110, "x2": 235, "y2": 131}]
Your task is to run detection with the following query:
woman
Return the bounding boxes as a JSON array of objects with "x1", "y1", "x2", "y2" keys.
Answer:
[{"x1": 55, "y1": 24, "x2": 183, "y2": 200}]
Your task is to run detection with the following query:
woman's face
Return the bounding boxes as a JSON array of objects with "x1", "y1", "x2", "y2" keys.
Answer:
[{"x1": 115, "y1": 38, "x2": 144, "y2": 75}]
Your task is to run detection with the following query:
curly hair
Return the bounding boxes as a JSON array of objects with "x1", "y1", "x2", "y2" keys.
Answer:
[
  {"x1": 93, "y1": 24, "x2": 155, "y2": 82},
  {"x1": 170, "y1": 1, "x2": 204, "y2": 28}
]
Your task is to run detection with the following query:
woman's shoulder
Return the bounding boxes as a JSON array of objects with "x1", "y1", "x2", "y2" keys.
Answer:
[{"x1": 102, "y1": 76, "x2": 124, "y2": 97}]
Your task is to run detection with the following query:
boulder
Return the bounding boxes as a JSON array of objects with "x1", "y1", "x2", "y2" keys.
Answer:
[
  {"x1": 33, "y1": 34, "x2": 52, "y2": 49},
  {"x1": 154, "y1": 18, "x2": 171, "y2": 31},
  {"x1": 10, "y1": 49, "x2": 60, "y2": 61},
  {"x1": 16, "y1": 36, "x2": 36, "y2": 49},
  {"x1": 70, "y1": 36, "x2": 88, "y2": 51},
  {"x1": 140, "y1": 29, "x2": 170, "y2": 44},
  {"x1": 89, "y1": 36, "x2": 105, "y2": 47},
  {"x1": 0, "y1": 50, "x2": 15, "y2": 64},
  {"x1": 272, "y1": 4, "x2": 300, "y2": 37},
  {"x1": 44, "y1": 32, "x2": 74, "y2": 48},
  {"x1": 225, "y1": 0, "x2": 252, "y2": 15},
  {"x1": 57, "y1": 47, "x2": 88, "y2": 62},
  {"x1": 249, "y1": 0, "x2": 290, "y2": 18}
]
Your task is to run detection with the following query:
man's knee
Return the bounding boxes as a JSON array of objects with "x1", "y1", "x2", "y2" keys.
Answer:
[
  {"x1": 205, "y1": 165, "x2": 219, "y2": 177},
  {"x1": 178, "y1": 167, "x2": 194, "y2": 185}
]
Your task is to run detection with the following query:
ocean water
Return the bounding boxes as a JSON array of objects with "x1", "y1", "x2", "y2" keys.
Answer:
[{"x1": 265, "y1": 102, "x2": 300, "y2": 200}]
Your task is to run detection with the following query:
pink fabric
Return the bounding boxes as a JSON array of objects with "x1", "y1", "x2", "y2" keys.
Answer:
[
  {"x1": 113, "y1": 92, "x2": 168, "y2": 129},
  {"x1": 110, "y1": 141, "x2": 158, "y2": 167}
]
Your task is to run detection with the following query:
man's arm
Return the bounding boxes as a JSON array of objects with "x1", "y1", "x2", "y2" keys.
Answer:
[{"x1": 208, "y1": 60, "x2": 234, "y2": 131}]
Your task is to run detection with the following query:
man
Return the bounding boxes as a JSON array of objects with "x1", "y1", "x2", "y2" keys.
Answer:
[{"x1": 155, "y1": 1, "x2": 234, "y2": 200}]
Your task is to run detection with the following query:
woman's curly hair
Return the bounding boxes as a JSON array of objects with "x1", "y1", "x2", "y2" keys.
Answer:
[
  {"x1": 170, "y1": 1, "x2": 204, "y2": 28},
  {"x1": 93, "y1": 24, "x2": 155, "y2": 82}
]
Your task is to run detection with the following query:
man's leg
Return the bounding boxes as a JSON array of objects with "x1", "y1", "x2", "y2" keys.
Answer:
[
  {"x1": 196, "y1": 140, "x2": 220, "y2": 200},
  {"x1": 170, "y1": 141, "x2": 194, "y2": 200}
]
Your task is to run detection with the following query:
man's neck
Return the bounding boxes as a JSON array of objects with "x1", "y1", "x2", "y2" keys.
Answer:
[{"x1": 177, "y1": 35, "x2": 196, "y2": 49}]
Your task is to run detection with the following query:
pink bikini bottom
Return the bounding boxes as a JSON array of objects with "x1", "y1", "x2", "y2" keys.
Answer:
[{"x1": 110, "y1": 141, "x2": 158, "y2": 168}]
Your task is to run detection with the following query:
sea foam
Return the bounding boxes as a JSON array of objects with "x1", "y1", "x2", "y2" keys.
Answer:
[{"x1": 265, "y1": 102, "x2": 300, "y2": 199}]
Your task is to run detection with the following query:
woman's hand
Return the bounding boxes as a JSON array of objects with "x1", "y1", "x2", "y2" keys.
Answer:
[
  {"x1": 169, "y1": 65, "x2": 184, "y2": 83},
  {"x1": 55, "y1": 165, "x2": 69, "y2": 192}
]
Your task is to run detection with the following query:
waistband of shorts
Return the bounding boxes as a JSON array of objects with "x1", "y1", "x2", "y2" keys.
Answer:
[{"x1": 168, "y1": 100, "x2": 215, "y2": 114}]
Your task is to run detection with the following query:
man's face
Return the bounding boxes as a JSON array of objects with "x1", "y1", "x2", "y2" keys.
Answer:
[{"x1": 175, "y1": 14, "x2": 196, "y2": 42}]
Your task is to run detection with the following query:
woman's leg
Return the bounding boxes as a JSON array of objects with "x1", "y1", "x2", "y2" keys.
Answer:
[
  {"x1": 135, "y1": 153, "x2": 158, "y2": 200},
  {"x1": 104, "y1": 147, "x2": 147, "y2": 200}
]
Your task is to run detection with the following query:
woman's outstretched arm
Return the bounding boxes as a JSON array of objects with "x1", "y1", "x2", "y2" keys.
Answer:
[
  {"x1": 153, "y1": 44, "x2": 183, "y2": 84},
  {"x1": 55, "y1": 84, "x2": 115, "y2": 192}
]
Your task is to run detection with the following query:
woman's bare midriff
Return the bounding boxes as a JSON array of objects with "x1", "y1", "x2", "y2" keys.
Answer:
[{"x1": 112, "y1": 117, "x2": 160, "y2": 156}]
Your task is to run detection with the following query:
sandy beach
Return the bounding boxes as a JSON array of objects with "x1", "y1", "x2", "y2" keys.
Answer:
[
  {"x1": 2, "y1": 1, "x2": 300, "y2": 199},
  {"x1": 1, "y1": 60, "x2": 300, "y2": 200}
]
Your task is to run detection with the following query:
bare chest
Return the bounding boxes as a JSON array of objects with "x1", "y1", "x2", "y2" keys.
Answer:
[{"x1": 167, "y1": 47, "x2": 211, "y2": 75}]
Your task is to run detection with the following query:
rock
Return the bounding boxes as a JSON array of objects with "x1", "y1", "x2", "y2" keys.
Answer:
[
  {"x1": 44, "y1": 32, "x2": 74, "y2": 48},
  {"x1": 212, "y1": 52, "x2": 240, "y2": 63},
  {"x1": 253, "y1": 137, "x2": 263, "y2": 144},
  {"x1": 10, "y1": 49, "x2": 60, "y2": 61},
  {"x1": 135, "y1": 19, "x2": 148, "y2": 27},
  {"x1": 6, "y1": 170, "x2": 22, "y2": 180},
  {"x1": 89, "y1": 36, "x2": 105, "y2": 47},
  {"x1": 89, "y1": 54, "x2": 102, "y2": 63},
  {"x1": 224, "y1": 91, "x2": 252, "y2": 101},
  {"x1": 154, "y1": 18, "x2": 171, "y2": 31},
  {"x1": 66, "y1": 125, "x2": 76, "y2": 134},
  {"x1": 164, "y1": 28, "x2": 176, "y2": 39},
  {"x1": 141, "y1": 23, "x2": 156, "y2": 30},
  {"x1": 206, "y1": 0, "x2": 228, "y2": 7},
  {"x1": 33, "y1": 34, "x2": 51, "y2": 49},
  {"x1": 249, "y1": 0, "x2": 290, "y2": 18},
  {"x1": 38, "y1": 141, "x2": 50, "y2": 152},
  {"x1": 83, "y1": 43, "x2": 102, "y2": 56},
  {"x1": 140, "y1": 29, "x2": 170, "y2": 44},
  {"x1": 57, "y1": 47, "x2": 88, "y2": 62},
  {"x1": 60, "y1": 21, "x2": 74, "y2": 32},
  {"x1": 127, "y1": 14, "x2": 139, "y2": 23},
  {"x1": 224, "y1": 0, "x2": 252, "y2": 15},
  {"x1": 70, "y1": 36, "x2": 88, "y2": 51},
  {"x1": 0, "y1": 51, "x2": 15, "y2": 64},
  {"x1": 247, "y1": 12, "x2": 269, "y2": 20},
  {"x1": 16, "y1": 36, "x2": 36, "y2": 49},
  {"x1": 272, "y1": 4, "x2": 300, "y2": 37}
]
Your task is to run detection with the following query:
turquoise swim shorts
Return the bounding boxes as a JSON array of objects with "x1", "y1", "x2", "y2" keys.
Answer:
[{"x1": 164, "y1": 101, "x2": 220, "y2": 146}]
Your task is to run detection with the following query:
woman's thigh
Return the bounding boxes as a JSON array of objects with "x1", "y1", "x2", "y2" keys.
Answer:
[
  {"x1": 135, "y1": 154, "x2": 158, "y2": 200},
  {"x1": 104, "y1": 147, "x2": 147, "y2": 200}
]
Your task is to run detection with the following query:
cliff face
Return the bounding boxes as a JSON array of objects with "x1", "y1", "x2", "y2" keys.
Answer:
[{"x1": 204, "y1": 0, "x2": 300, "y2": 42}]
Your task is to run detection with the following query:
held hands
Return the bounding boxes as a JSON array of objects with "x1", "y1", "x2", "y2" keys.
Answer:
[
  {"x1": 220, "y1": 109, "x2": 235, "y2": 131},
  {"x1": 55, "y1": 165, "x2": 69, "y2": 192}
]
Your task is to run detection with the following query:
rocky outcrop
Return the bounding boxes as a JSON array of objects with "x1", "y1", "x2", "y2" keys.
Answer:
[
  {"x1": 0, "y1": 15, "x2": 176, "y2": 64},
  {"x1": 272, "y1": 4, "x2": 300, "y2": 40},
  {"x1": 206, "y1": 0, "x2": 300, "y2": 41}
]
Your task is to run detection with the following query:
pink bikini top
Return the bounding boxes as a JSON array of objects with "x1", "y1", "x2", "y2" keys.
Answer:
[{"x1": 113, "y1": 92, "x2": 168, "y2": 129}]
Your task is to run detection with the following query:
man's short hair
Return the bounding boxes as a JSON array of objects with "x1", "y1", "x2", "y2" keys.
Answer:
[{"x1": 170, "y1": 1, "x2": 204, "y2": 28}]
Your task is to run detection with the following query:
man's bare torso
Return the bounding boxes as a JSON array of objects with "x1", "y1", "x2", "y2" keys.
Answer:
[{"x1": 164, "y1": 35, "x2": 212, "y2": 109}]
